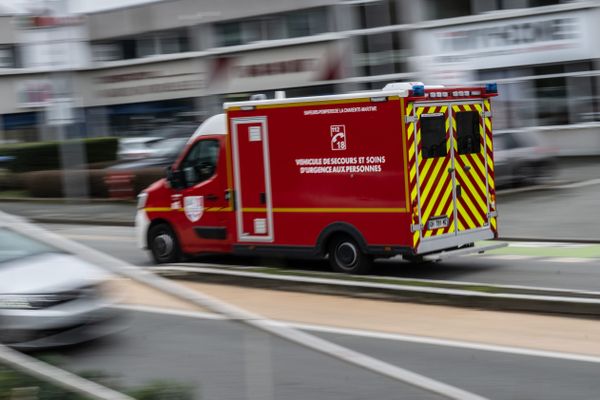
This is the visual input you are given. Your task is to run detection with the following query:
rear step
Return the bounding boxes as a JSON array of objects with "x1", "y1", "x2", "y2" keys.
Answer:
[{"x1": 423, "y1": 242, "x2": 508, "y2": 262}]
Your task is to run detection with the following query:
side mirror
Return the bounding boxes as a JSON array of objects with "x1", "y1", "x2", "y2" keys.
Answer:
[{"x1": 166, "y1": 166, "x2": 184, "y2": 189}]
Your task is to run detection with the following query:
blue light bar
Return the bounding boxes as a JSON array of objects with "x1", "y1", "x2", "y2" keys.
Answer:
[
  {"x1": 412, "y1": 84, "x2": 425, "y2": 97},
  {"x1": 485, "y1": 83, "x2": 498, "y2": 94}
]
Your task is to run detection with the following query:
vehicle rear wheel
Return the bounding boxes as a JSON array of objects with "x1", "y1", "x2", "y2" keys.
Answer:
[
  {"x1": 328, "y1": 235, "x2": 373, "y2": 274},
  {"x1": 148, "y1": 223, "x2": 181, "y2": 264}
]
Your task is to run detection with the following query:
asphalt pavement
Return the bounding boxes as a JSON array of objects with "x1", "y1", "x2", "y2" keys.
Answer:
[
  {"x1": 45, "y1": 223, "x2": 600, "y2": 292},
  {"x1": 46, "y1": 308, "x2": 600, "y2": 400}
]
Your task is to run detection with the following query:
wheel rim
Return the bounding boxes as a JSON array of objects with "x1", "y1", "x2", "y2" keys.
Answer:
[
  {"x1": 335, "y1": 242, "x2": 358, "y2": 269},
  {"x1": 154, "y1": 232, "x2": 174, "y2": 259}
]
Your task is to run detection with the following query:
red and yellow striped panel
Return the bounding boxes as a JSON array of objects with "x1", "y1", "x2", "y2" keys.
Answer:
[
  {"x1": 415, "y1": 106, "x2": 455, "y2": 239},
  {"x1": 452, "y1": 103, "x2": 489, "y2": 232},
  {"x1": 405, "y1": 102, "x2": 420, "y2": 249},
  {"x1": 484, "y1": 100, "x2": 497, "y2": 235}
]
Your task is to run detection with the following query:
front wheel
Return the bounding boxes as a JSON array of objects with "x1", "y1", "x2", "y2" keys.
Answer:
[
  {"x1": 328, "y1": 236, "x2": 373, "y2": 275},
  {"x1": 148, "y1": 223, "x2": 181, "y2": 264}
]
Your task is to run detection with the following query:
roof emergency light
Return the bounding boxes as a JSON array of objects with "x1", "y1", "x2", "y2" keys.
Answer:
[
  {"x1": 485, "y1": 83, "x2": 498, "y2": 94},
  {"x1": 412, "y1": 84, "x2": 425, "y2": 97}
]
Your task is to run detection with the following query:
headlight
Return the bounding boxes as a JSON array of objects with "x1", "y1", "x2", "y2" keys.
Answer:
[
  {"x1": 0, "y1": 294, "x2": 72, "y2": 310},
  {"x1": 137, "y1": 192, "x2": 148, "y2": 210},
  {"x1": 0, "y1": 295, "x2": 34, "y2": 310}
]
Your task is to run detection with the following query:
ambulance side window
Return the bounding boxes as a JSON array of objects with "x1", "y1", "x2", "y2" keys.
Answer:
[
  {"x1": 420, "y1": 114, "x2": 446, "y2": 159},
  {"x1": 180, "y1": 139, "x2": 219, "y2": 187},
  {"x1": 456, "y1": 111, "x2": 481, "y2": 155}
]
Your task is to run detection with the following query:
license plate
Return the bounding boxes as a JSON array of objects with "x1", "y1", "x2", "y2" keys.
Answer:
[{"x1": 428, "y1": 217, "x2": 449, "y2": 230}]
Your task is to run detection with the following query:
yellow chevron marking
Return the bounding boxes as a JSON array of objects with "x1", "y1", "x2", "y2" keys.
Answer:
[
  {"x1": 420, "y1": 159, "x2": 445, "y2": 207},
  {"x1": 485, "y1": 118, "x2": 492, "y2": 132},
  {"x1": 416, "y1": 107, "x2": 425, "y2": 117},
  {"x1": 428, "y1": 106, "x2": 437, "y2": 113},
  {"x1": 486, "y1": 133, "x2": 494, "y2": 153},
  {"x1": 491, "y1": 217, "x2": 497, "y2": 231},
  {"x1": 433, "y1": 183, "x2": 453, "y2": 219},
  {"x1": 419, "y1": 156, "x2": 434, "y2": 185},
  {"x1": 407, "y1": 122, "x2": 414, "y2": 137},
  {"x1": 457, "y1": 201, "x2": 477, "y2": 229},
  {"x1": 474, "y1": 104, "x2": 483, "y2": 113},
  {"x1": 407, "y1": 103, "x2": 413, "y2": 115},
  {"x1": 463, "y1": 104, "x2": 472, "y2": 111},
  {"x1": 413, "y1": 231, "x2": 420, "y2": 247},
  {"x1": 457, "y1": 168, "x2": 487, "y2": 215},
  {"x1": 465, "y1": 157, "x2": 488, "y2": 195},
  {"x1": 410, "y1": 163, "x2": 417, "y2": 183},
  {"x1": 421, "y1": 178, "x2": 445, "y2": 225},
  {"x1": 457, "y1": 218, "x2": 466, "y2": 231},
  {"x1": 459, "y1": 191, "x2": 485, "y2": 227},
  {"x1": 440, "y1": 106, "x2": 448, "y2": 113}
]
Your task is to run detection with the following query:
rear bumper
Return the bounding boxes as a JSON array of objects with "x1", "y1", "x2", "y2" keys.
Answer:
[
  {"x1": 416, "y1": 227, "x2": 494, "y2": 254},
  {"x1": 423, "y1": 242, "x2": 508, "y2": 262}
]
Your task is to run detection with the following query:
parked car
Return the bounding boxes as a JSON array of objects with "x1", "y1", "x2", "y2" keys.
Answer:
[
  {"x1": 493, "y1": 130, "x2": 558, "y2": 187},
  {"x1": 110, "y1": 136, "x2": 189, "y2": 171},
  {"x1": 0, "y1": 227, "x2": 125, "y2": 349},
  {"x1": 117, "y1": 137, "x2": 162, "y2": 161},
  {"x1": 115, "y1": 124, "x2": 196, "y2": 164}
]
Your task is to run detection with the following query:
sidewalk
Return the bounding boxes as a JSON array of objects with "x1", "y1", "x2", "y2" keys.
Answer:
[{"x1": 0, "y1": 199, "x2": 135, "y2": 226}]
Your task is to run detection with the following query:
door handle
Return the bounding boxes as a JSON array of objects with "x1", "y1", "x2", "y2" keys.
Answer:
[
  {"x1": 448, "y1": 167, "x2": 455, "y2": 173},
  {"x1": 259, "y1": 192, "x2": 266, "y2": 204},
  {"x1": 464, "y1": 165, "x2": 471, "y2": 172},
  {"x1": 206, "y1": 194, "x2": 218, "y2": 201},
  {"x1": 456, "y1": 185, "x2": 462, "y2": 198}
]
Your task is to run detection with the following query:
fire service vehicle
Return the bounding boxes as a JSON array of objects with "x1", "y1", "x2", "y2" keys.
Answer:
[{"x1": 136, "y1": 82, "x2": 506, "y2": 274}]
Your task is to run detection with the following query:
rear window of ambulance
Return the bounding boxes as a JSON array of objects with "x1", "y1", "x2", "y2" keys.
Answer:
[{"x1": 420, "y1": 114, "x2": 446, "y2": 159}]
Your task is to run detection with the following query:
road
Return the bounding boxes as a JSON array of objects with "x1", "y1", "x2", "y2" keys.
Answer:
[
  {"x1": 46, "y1": 307, "x2": 600, "y2": 400},
  {"x1": 45, "y1": 223, "x2": 600, "y2": 292}
]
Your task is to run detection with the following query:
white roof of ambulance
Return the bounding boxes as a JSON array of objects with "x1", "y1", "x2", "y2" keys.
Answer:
[
  {"x1": 189, "y1": 113, "x2": 226, "y2": 142},
  {"x1": 189, "y1": 83, "x2": 445, "y2": 142}
]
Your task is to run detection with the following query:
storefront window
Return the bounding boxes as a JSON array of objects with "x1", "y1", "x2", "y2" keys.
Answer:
[{"x1": 2, "y1": 112, "x2": 40, "y2": 143}]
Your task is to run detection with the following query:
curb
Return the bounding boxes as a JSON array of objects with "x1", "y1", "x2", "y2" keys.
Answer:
[
  {"x1": 0, "y1": 197, "x2": 135, "y2": 204},
  {"x1": 155, "y1": 266, "x2": 600, "y2": 317},
  {"x1": 29, "y1": 217, "x2": 134, "y2": 227}
]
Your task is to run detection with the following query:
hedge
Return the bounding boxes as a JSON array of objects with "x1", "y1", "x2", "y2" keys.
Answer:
[
  {"x1": 21, "y1": 168, "x2": 165, "y2": 198},
  {"x1": 0, "y1": 137, "x2": 119, "y2": 173}
]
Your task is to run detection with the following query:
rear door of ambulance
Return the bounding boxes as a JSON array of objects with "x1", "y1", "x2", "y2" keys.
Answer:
[{"x1": 407, "y1": 99, "x2": 496, "y2": 253}]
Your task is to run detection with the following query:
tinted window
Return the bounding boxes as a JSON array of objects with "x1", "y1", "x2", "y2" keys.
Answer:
[
  {"x1": 456, "y1": 111, "x2": 481, "y2": 155},
  {"x1": 180, "y1": 140, "x2": 219, "y2": 187},
  {"x1": 420, "y1": 114, "x2": 446, "y2": 159}
]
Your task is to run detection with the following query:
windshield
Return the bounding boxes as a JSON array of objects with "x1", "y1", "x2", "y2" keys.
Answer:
[{"x1": 0, "y1": 228, "x2": 59, "y2": 264}]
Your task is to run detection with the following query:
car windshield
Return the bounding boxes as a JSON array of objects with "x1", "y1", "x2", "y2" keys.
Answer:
[{"x1": 0, "y1": 228, "x2": 60, "y2": 264}]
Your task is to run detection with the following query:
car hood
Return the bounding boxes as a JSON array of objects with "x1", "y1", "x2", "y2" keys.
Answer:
[{"x1": 0, "y1": 253, "x2": 110, "y2": 294}]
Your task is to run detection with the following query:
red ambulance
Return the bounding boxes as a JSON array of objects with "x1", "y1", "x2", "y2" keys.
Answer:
[{"x1": 135, "y1": 82, "x2": 506, "y2": 274}]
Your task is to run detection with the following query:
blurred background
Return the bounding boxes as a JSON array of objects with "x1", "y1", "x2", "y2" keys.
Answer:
[{"x1": 0, "y1": 0, "x2": 597, "y2": 199}]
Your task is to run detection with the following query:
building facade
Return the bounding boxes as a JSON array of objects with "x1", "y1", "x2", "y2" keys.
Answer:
[{"x1": 0, "y1": 0, "x2": 599, "y2": 154}]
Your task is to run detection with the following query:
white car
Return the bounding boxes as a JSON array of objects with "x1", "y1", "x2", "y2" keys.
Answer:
[
  {"x1": 0, "y1": 228, "x2": 126, "y2": 350},
  {"x1": 117, "y1": 137, "x2": 162, "y2": 161}
]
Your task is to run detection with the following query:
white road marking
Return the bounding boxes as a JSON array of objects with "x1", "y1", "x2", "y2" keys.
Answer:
[
  {"x1": 544, "y1": 257, "x2": 594, "y2": 263},
  {"x1": 483, "y1": 254, "x2": 533, "y2": 261},
  {"x1": 62, "y1": 234, "x2": 136, "y2": 242},
  {"x1": 556, "y1": 178, "x2": 600, "y2": 189},
  {"x1": 507, "y1": 242, "x2": 588, "y2": 248},
  {"x1": 118, "y1": 304, "x2": 600, "y2": 365}
]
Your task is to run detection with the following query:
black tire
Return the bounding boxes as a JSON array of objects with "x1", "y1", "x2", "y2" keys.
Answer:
[
  {"x1": 148, "y1": 223, "x2": 181, "y2": 264},
  {"x1": 328, "y1": 235, "x2": 373, "y2": 274}
]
